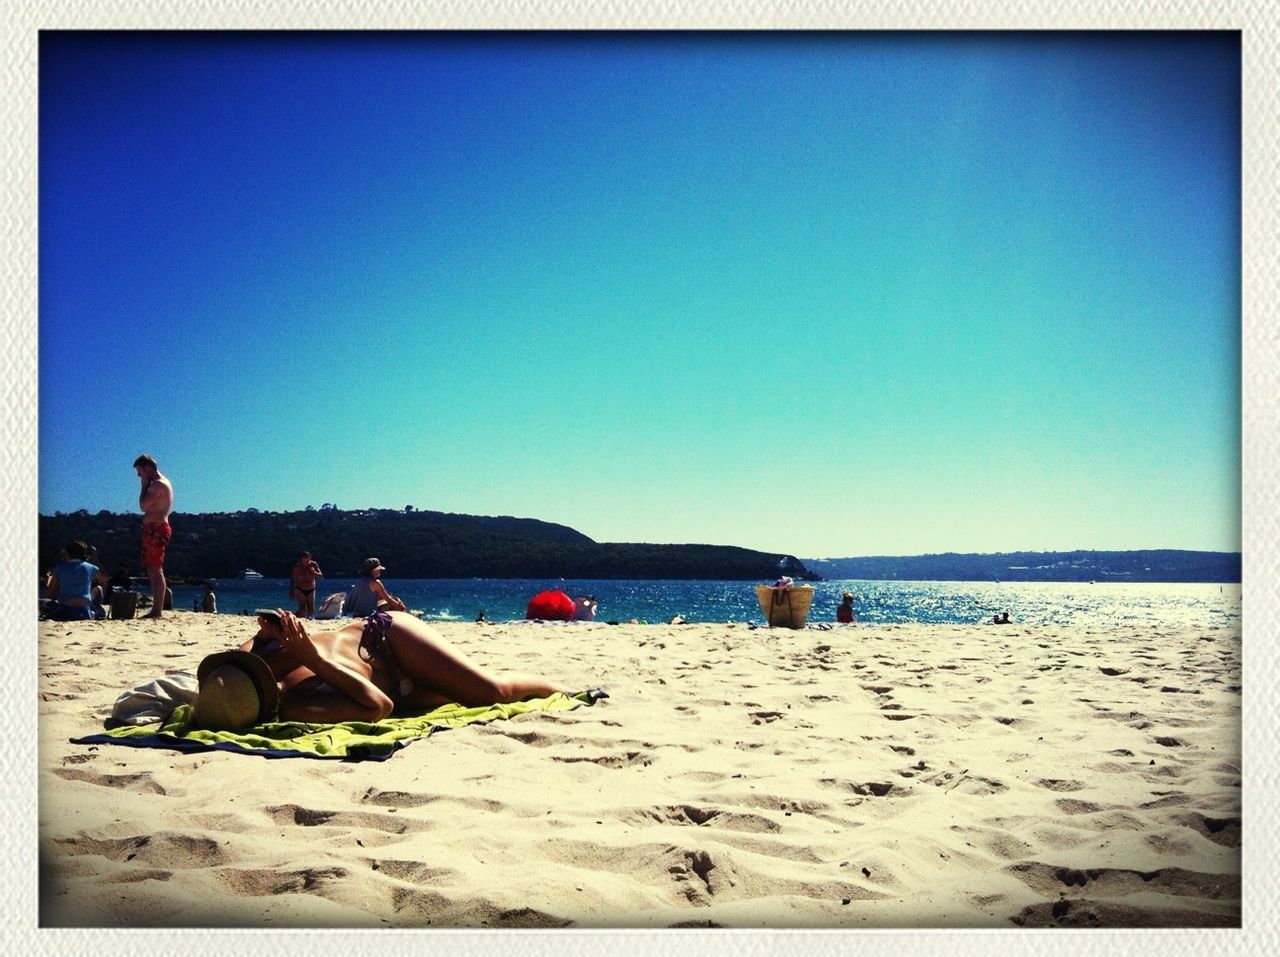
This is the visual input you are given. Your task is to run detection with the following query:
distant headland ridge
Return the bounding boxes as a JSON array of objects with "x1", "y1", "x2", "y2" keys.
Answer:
[
  {"x1": 805, "y1": 550, "x2": 1241, "y2": 584},
  {"x1": 38, "y1": 507, "x2": 1240, "y2": 583}
]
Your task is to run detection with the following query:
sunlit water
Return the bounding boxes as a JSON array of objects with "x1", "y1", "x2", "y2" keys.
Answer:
[{"x1": 158, "y1": 578, "x2": 1240, "y2": 629}]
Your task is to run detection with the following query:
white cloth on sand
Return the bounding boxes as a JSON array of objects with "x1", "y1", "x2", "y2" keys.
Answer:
[
  {"x1": 315, "y1": 592, "x2": 346, "y2": 620},
  {"x1": 111, "y1": 671, "x2": 199, "y2": 725}
]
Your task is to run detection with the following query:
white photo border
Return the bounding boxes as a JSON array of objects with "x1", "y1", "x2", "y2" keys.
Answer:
[{"x1": 5, "y1": 2, "x2": 1273, "y2": 955}]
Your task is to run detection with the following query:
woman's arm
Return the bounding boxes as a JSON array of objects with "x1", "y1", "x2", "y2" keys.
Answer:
[
  {"x1": 276, "y1": 611, "x2": 394, "y2": 719},
  {"x1": 372, "y1": 580, "x2": 407, "y2": 612}
]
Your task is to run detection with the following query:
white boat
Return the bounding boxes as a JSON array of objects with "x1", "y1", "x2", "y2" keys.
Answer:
[{"x1": 238, "y1": 568, "x2": 264, "y2": 580}]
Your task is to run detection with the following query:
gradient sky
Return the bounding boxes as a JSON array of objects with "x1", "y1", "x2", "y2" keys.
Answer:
[{"x1": 38, "y1": 31, "x2": 1241, "y2": 557}]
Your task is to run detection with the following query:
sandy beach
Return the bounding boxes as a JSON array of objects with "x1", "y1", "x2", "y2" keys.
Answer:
[{"x1": 37, "y1": 612, "x2": 1240, "y2": 929}]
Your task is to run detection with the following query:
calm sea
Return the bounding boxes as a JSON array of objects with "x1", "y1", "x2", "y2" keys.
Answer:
[{"x1": 163, "y1": 578, "x2": 1241, "y2": 629}]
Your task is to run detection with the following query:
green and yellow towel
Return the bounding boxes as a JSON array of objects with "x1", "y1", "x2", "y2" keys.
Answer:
[{"x1": 72, "y1": 689, "x2": 607, "y2": 761}]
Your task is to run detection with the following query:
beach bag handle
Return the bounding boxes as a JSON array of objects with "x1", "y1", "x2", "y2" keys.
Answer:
[{"x1": 769, "y1": 586, "x2": 793, "y2": 627}]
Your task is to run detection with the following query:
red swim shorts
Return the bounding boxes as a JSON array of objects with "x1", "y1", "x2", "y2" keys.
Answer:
[{"x1": 140, "y1": 521, "x2": 172, "y2": 569}]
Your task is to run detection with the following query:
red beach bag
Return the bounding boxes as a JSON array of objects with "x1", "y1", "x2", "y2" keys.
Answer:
[{"x1": 526, "y1": 589, "x2": 576, "y2": 621}]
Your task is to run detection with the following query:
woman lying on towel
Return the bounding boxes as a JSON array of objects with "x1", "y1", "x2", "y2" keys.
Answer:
[{"x1": 193, "y1": 609, "x2": 569, "y2": 731}]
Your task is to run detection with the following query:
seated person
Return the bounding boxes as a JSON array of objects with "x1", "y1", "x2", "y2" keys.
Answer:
[
  {"x1": 573, "y1": 596, "x2": 598, "y2": 621},
  {"x1": 107, "y1": 564, "x2": 132, "y2": 593},
  {"x1": 345, "y1": 557, "x2": 406, "y2": 617},
  {"x1": 193, "y1": 608, "x2": 570, "y2": 729},
  {"x1": 44, "y1": 541, "x2": 108, "y2": 621},
  {"x1": 836, "y1": 592, "x2": 856, "y2": 624}
]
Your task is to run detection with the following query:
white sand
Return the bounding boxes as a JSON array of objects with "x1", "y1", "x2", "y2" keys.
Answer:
[{"x1": 38, "y1": 613, "x2": 1240, "y2": 928}]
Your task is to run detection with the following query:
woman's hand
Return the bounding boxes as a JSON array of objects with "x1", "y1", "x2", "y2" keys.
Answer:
[
  {"x1": 277, "y1": 609, "x2": 321, "y2": 665},
  {"x1": 273, "y1": 608, "x2": 395, "y2": 721}
]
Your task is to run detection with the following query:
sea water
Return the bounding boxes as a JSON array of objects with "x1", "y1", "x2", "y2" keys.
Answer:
[{"x1": 163, "y1": 578, "x2": 1241, "y2": 629}]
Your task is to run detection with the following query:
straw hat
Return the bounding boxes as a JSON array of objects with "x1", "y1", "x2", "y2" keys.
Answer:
[{"x1": 193, "y1": 650, "x2": 279, "y2": 730}]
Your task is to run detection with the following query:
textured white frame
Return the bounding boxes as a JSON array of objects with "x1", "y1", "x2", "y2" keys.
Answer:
[{"x1": 5, "y1": 3, "x2": 1273, "y2": 955}]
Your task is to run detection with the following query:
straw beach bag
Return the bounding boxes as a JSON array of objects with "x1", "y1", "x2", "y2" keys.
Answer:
[{"x1": 755, "y1": 583, "x2": 815, "y2": 629}]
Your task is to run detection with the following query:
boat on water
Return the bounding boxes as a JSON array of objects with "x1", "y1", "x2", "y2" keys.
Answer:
[{"x1": 238, "y1": 568, "x2": 264, "y2": 580}]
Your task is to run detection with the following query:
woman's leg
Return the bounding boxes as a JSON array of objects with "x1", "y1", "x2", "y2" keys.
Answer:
[{"x1": 384, "y1": 613, "x2": 568, "y2": 706}]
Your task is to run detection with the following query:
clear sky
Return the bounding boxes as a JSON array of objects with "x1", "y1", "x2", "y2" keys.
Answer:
[{"x1": 38, "y1": 31, "x2": 1241, "y2": 558}]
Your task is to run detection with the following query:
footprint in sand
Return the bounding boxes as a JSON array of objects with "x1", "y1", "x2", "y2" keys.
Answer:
[
  {"x1": 1178, "y1": 812, "x2": 1241, "y2": 848},
  {"x1": 401, "y1": 892, "x2": 572, "y2": 928},
  {"x1": 1139, "y1": 792, "x2": 1195, "y2": 809},
  {"x1": 218, "y1": 865, "x2": 348, "y2": 897},
  {"x1": 266, "y1": 803, "x2": 421, "y2": 835},
  {"x1": 624, "y1": 805, "x2": 782, "y2": 833},
  {"x1": 818, "y1": 778, "x2": 900, "y2": 797},
  {"x1": 497, "y1": 729, "x2": 562, "y2": 748},
  {"x1": 666, "y1": 848, "x2": 730, "y2": 902},
  {"x1": 102, "y1": 868, "x2": 173, "y2": 885},
  {"x1": 1011, "y1": 897, "x2": 1238, "y2": 928},
  {"x1": 361, "y1": 788, "x2": 503, "y2": 813},
  {"x1": 1055, "y1": 798, "x2": 1104, "y2": 815},
  {"x1": 1035, "y1": 778, "x2": 1086, "y2": 792},
  {"x1": 551, "y1": 750, "x2": 653, "y2": 769},
  {"x1": 54, "y1": 832, "x2": 226, "y2": 868},
  {"x1": 366, "y1": 858, "x2": 455, "y2": 884},
  {"x1": 1006, "y1": 860, "x2": 1240, "y2": 901},
  {"x1": 52, "y1": 767, "x2": 168, "y2": 795}
]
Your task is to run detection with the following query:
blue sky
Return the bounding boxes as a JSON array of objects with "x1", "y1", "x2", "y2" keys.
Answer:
[{"x1": 39, "y1": 31, "x2": 1240, "y2": 557}]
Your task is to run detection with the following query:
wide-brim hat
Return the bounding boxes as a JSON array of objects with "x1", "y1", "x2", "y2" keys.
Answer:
[{"x1": 194, "y1": 650, "x2": 279, "y2": 728}]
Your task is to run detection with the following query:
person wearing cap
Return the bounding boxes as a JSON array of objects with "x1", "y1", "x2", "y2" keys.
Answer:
[
  {"x1": 345, "y1": 557, "x2": 405, "y2": 618},
  {"x1": 191, "y1": 608, "x2": 570, "y2": 730}
]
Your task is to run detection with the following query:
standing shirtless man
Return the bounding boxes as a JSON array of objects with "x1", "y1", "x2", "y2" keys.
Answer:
[
  {"x1": 290, "y1": 551, "x2": 324, "y2": 618},
  {"x1": 133, "y1": 454, "x2": 173, "y2": 620}
]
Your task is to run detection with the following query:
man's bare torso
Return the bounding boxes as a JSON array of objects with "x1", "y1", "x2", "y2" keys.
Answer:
[
  {"x1": 140, "y1": 472, "x2": 174, "y2": 524},
  {"x1": 292, "y1": 562, "x2": 319, "y2": 590}
]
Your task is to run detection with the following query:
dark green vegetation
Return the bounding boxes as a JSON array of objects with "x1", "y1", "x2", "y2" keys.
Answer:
[
  {"x1": 805, "y1": 550, "x2": 1241, "y2": 584},
  {"x1": 38, "y1": 507, "x2": 817, "y2": 581}
]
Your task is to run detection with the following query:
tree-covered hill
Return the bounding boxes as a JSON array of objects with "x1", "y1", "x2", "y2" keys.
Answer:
[{"x1": 38, "y1": 507, "x2": 817, "y2": 582}]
